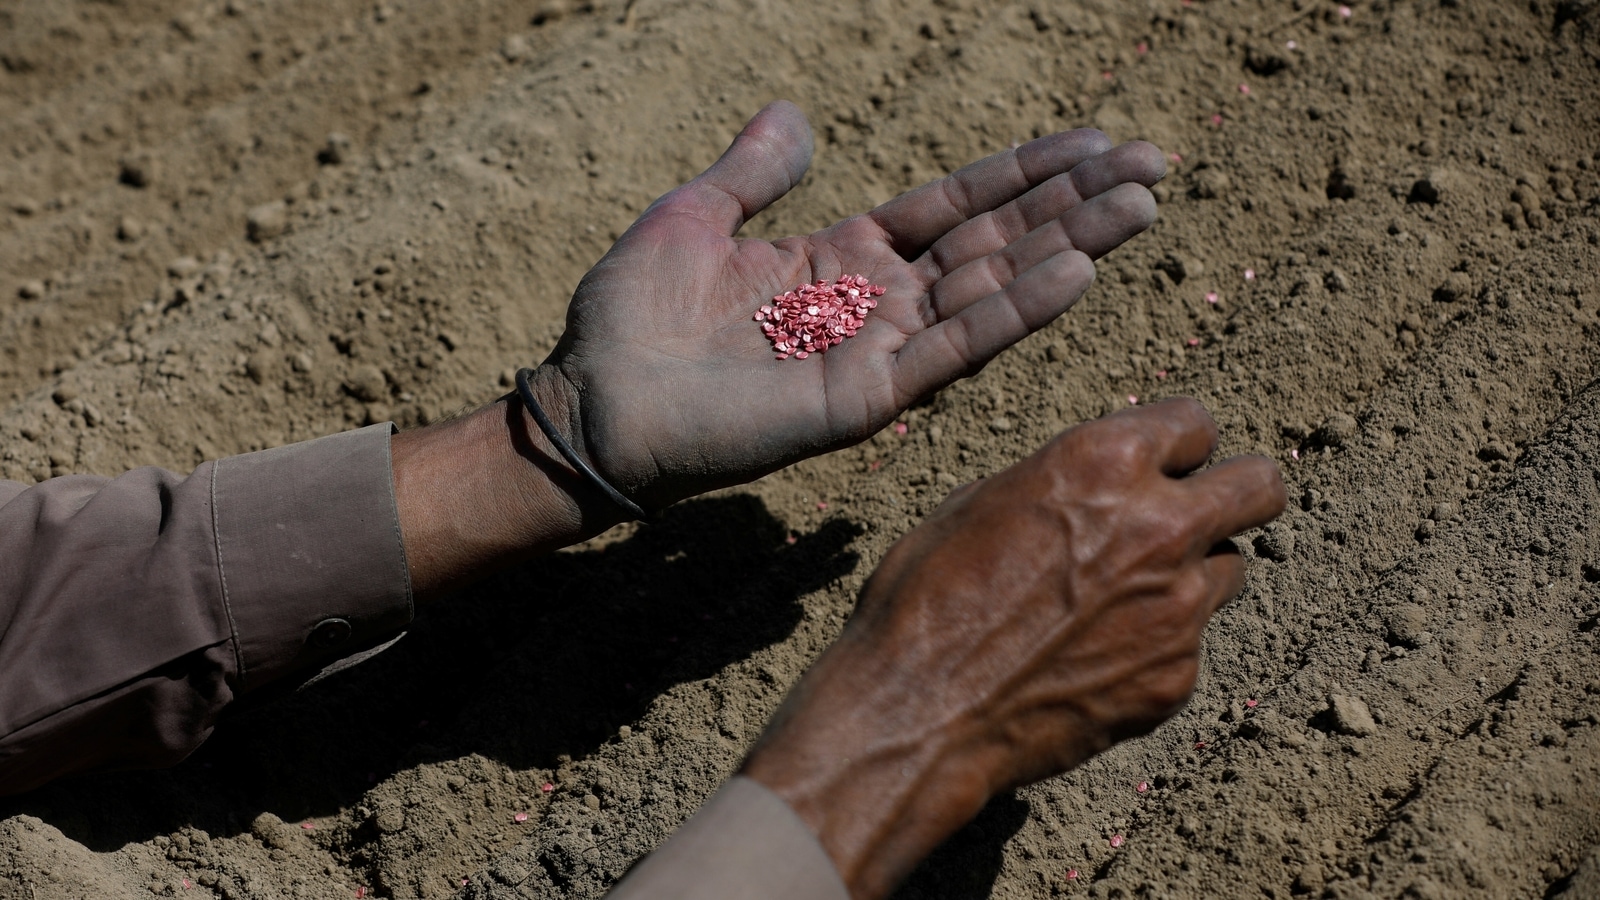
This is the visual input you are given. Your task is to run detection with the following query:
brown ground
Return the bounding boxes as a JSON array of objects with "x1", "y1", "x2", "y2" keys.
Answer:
[{"x1": 1, "y1": 0, "x2": 1599, "y2": 897}]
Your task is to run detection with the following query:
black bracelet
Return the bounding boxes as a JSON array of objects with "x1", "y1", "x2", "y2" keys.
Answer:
[{"x1": 515, "y1": 367, "x2": 649, "y2": 522}]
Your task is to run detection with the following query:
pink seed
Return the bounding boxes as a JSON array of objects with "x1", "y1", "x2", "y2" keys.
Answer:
[
  {"x1": 541, "y1": 782, "x2": 554, "y2": 793},
  {"x1": 1339, "y1": 4, "x2": 1352, "y2": 16},
  {"x1": 1110, "y1": 834, "x2": 1124, "y2": 848},
  {"x1": 1246, "y1": 698, "x2": 1259, "y2": 708},
  {"x1": 1067, "y1": 869, "x2": 1079, "y2": 880},
  {"x1": 760, "y1": 275, "x2": 885, "y2": 360},
  {"x1": 1291, "y1": 449, "x2": 1300, "y2": 460},
  {"x1": 785, "y1": 534, "x2": 798, "y2": 544},
  {"x1": 1239, "y1": 83, "x2": 1251, "y2": 95},
  {"x1": 1169, "y1": 152, "x2": 1183, "y2": 163},
  {"x1": 817, "y1": 501, "x2": 828, "y2": 510},
  {"x1": 1155, "y1": 370, "x2": 1168, "y2": 379},
  {"x1": 1286, "y1": 40, "x2": 1298, "y2": 49},
  {"x1": 894, "y1": 422, "x2": 908, "y2": 435},
  {"x1": 514, "y1": 812, "x2": 529, "y2": 823},
  {"x1": 1186, "y1": 337, "x2": 1201, "y2": 347},
  {"x1": 461, "y1": 879, "x2": 469, "y2": 887},
  {"x1": 1244, "y1": 268, "x2": 1256, "y2": 280},
  {"x1": 183, "y1": 880, "x2": 192, "y2": 890},
  {"x1": 1128, "y1": 395, "x2": 1139, "y2": 405},
  {"x1": 1206, "y1": 291, "x2": 1219, "y2": 304},
  {"x1": 1211, "y1": 113, "x2": 1224, "y2": 126},
  {"x1": 1137, "y1": 781, "x2": 1149, "y2": 793},
  {"x1": 1136, "y1": 42, "x2": 1148, "y2": 54},
  {"x1": 1102, "y1": 70, "x2": 1114, "y2": 80}
]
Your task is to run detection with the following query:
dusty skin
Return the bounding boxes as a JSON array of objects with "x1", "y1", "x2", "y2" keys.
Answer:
[{"x1": 2, "y1": 0, "x2": 1600, "y2": 898}]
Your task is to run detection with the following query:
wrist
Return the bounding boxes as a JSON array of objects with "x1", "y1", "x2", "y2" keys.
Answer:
[
  {"x1": 514, "y1": 365, "x2": 648, "y2": 521},
  {"x1": 739, "y1": 629, "x2": 1007, "y2": 900},
  {"x1": 390, "y1": 368, "x2": 630, "y2": 600}
]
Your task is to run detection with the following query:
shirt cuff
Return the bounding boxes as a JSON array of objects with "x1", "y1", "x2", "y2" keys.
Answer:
[
  {"x1": 210, "y1": 423, "x2": 414, "y2": 691},
  {"x1": 604, "y1": 776, "x2": 850, "y2": 900}
]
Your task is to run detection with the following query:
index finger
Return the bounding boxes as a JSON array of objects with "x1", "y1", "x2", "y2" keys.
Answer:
[
  {"x1": 1112, "y1": 397, "x2": 1222, "y2": 478},
  {"x1": 1185, "y1": 456, "x2": 1289, "y2": 545},
  {"x1": 867, "y1": 129, "x2": 1113, "y2": 261}
]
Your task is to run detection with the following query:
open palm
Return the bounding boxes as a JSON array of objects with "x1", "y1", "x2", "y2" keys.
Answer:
[{"x1": 531, "y1": 101, "x2": 1167, "y2": 511}]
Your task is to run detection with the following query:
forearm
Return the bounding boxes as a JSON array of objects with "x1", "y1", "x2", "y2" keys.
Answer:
[
  {"x1": 740, "y1": 649, "x2": 997, "y2": 900},
  {"x1": 391, "y1": 366, "x2": 630, "y2": 601},
  {"x1": 0, "y1": 426, "x2": 413, "y2": 793}
]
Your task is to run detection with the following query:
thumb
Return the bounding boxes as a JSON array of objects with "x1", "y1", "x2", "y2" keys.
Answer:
[{"x1": 651, "y1": 100, "x2": 814, "y2": 237}]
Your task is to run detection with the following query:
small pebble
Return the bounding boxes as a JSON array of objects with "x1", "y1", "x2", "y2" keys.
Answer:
[
  {"x1": 18, "y1": 279, "x2": 44, "y2": 300},
  {"x1": 116, "y1": 215, "x2": 146, "y2": 242},
  {"x1": 246, "y1": 201, "x2": 289, "y2": 242},
  {"x1": 318, "y1": 133, "x2": 353, "y2": 166},
  {"x1": 1433, "y1": 272, "x2": 1473, "y2": 304},
  {"x1": 119, "y1": 152, "x2": 155, "y2": 188},
  {"x1": 500, "y1": 34, "x2": 530, "y2": 62}
]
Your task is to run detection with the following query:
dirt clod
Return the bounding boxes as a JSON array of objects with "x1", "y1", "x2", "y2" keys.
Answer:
[{"x1": 1327, "y1": 694, "x2": 1378, "y2": 737}]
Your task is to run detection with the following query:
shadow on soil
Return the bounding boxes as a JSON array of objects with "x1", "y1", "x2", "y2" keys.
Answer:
[{"x1": 892, "y1": 793, "x2": 1032, "y2": 900}]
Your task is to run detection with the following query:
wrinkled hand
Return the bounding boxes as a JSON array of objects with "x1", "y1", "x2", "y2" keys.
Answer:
[
  {"x1": 740, "y1": 399, "x2": 1286, "y2": 899},
  {"x1": 529, "y1": 100, "x2": 1167, "y2": 511}
]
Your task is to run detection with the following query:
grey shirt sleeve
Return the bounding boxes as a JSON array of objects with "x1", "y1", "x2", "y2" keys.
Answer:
[
  {"x1": 605, "y1": 776, "x2": 850, "y2": 900},
  {"x1": 0, "y1": 424, "x2": 413, "y2": 795}
]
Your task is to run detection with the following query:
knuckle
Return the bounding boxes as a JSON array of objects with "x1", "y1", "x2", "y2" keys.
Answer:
[
  {"x1": 1084, "y1": 424, "x2": 1156, "y2": 472},
  {"x1": 1149, "y1": 658, "x2": 1200, "y2": 709}
]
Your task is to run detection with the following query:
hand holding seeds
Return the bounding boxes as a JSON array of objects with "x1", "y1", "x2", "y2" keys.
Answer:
[
  {"x1": 522, "y1": 100, "x2": 1169, "y2": 513},
  {"x1": 740, "y1": 399, "x2": 1286, "y2": 900}
]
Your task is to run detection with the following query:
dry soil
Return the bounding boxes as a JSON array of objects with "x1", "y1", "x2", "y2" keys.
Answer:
[{"x1": 2, "y1": 0, "x2": 1600, "y2": 898}]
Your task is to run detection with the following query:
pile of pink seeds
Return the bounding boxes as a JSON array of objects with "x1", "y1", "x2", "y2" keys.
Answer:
[{"x1": 754, "y1": 274, "x2": 886, "y2": 360}]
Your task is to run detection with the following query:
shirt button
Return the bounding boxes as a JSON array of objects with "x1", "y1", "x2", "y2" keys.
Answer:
[{"x1": 308, "y1": 618, "x2": 353, "y2": 649}]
